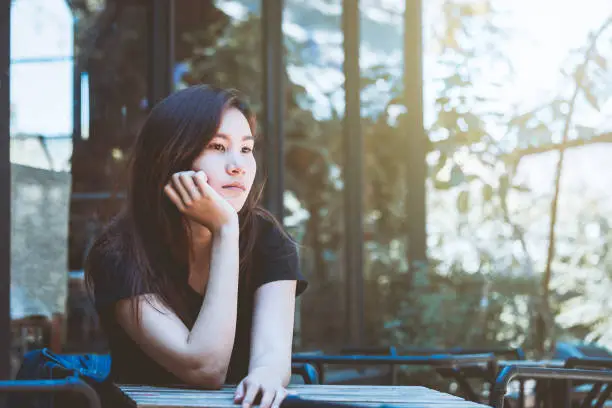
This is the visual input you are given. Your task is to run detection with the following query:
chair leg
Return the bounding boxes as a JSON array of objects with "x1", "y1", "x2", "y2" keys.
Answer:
[
  {"x1": 50, "y1": 313, "x2": 64, "y2": 353},
  {"x1": 580, "y1": 383, "x2": 602, "y2": 408},
  {"x1": 518, "y1": 379, "x2": 525, "y2": 408},
  {"x1": 594, "y1": 384, "x2": 612, "y2": 408}
]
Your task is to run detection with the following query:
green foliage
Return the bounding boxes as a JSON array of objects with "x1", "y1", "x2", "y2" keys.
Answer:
[{"x1": 356, "y1": 2, "x2": 612, "y2": 357}]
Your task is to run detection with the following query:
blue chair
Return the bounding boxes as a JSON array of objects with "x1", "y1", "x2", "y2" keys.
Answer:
[
  {"x1": 5, "y1": 349, "x2": 122, "y2": 408},
  {"x1": 489, "y1": 365, "x2": 612, "y2": 408}
]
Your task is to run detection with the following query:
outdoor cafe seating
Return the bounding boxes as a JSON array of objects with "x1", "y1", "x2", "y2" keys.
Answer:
[{"x1": 2, "y1": 345, "x2": 612, "y2": 407}]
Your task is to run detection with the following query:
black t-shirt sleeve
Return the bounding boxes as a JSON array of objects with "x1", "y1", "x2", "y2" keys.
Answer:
[
  {"x1": 86, "y1": 246, "x2": 151, "y2": 313},
  {"x1": 252, "y1": 217, "x2": 308, "y2": 296}
]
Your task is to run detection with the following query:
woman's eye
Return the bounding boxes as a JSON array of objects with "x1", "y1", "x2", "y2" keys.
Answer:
[
  {"x1": 241, "y1": 146, "x2": 253, "y2": 153},
  {"x1": 209, "y1": 143, "x2": 225, "y2": 152}
]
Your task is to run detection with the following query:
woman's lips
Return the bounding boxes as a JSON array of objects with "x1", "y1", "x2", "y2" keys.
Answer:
[{"x1": 222, "y1": 183, "x2": 246, "y2": 194}]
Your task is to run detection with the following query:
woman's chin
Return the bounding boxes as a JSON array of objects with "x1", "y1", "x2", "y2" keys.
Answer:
[{"x1": 224, "y1": 196, "x2": 247, "y2": 212}]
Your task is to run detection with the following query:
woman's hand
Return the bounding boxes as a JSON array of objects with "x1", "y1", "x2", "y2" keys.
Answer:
[
  {"x1": 164, "y1": 170, "x2": 238, "y2": 232},
  {"x1": 234, "y1": 367, "x2": 290, "y2": 408}
]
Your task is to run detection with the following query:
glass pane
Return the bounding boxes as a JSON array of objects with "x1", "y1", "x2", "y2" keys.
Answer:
[
  {"x1": 66, "y1": 1, "x2": 150, "y2": 352},
  {"x1": 175, "y1": 0, "x2": 263, "y2": 197},
  {"x1": 283, "y1": 0, "x2": 346, "y2": 351},
  {"x1": 10, "y1": 0, "x2": 73, "y2": 168},
  {"x1": 359, "y1": 0, "x2": 406, "y2": 347},
  {"x1": 9, "y1": 0, "x2": 75, "y2": 374},
  {"x1": 422, "y1": 0, "x2": 612, "y2": 354},
  {"x1": 177, "y1": 0, "x2": 262, "y2": 104}
]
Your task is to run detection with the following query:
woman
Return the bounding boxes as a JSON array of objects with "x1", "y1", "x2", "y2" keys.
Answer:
[{"x1": 85, "y1": 85, "x2": 307, "y2": 408}]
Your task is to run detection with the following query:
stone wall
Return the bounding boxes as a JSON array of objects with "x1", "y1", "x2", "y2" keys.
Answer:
[{"x1": 10, "y1": 164, "x2": 71, "y2": 320}]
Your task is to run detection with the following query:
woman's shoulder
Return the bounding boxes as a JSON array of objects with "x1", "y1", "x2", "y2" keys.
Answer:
[
  {"x1": 85, "y1": 214, "x2": 131, "y2": 278},
  {"x1": 84, "y1": 214, "x2": 149, "y2": 309}
]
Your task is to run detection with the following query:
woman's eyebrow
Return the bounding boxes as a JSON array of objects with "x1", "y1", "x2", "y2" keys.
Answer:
[{"x1": 214, "y1": 133, "x2": 254, "y2": 141}]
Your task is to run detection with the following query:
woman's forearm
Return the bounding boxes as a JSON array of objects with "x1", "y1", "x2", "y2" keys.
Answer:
[{"x1": 185, "y1": 223, "x2": 240, "y2": 382}]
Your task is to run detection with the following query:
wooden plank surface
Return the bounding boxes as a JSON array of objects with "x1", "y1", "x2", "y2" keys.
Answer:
[{"x1": 119, "y1": 384, "x2": 491, "y2": 408}]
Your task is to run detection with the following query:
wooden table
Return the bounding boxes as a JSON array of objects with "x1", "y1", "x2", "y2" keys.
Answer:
[{"x1": 119, "y1": 384, "x2": 492, "y2": 407}]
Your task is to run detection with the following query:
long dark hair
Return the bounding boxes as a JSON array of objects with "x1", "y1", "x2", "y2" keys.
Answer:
[{"x1": 85, "y1": 85, "x2": 284, "y2": 326}]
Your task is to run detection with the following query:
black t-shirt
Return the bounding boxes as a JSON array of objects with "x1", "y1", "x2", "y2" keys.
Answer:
[{"x1": 88, "y1": 214, "x2": 307, "y2": 386}]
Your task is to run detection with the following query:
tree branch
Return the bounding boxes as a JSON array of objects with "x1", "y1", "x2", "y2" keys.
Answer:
[
  {"x1": 505, "y1": 132, "x2": 612, "y2": 162},
  {"x1": 539, "y1": 15, "x2": 612, "y2": 355}
]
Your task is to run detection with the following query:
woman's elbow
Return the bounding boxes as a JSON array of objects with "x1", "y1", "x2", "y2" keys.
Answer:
[
  {"x1": 182, "y1": 363, "x2": 227, "y2": 389},
  {"x1": 193, "y1": 373, "x2": 225, "y2": 389}
]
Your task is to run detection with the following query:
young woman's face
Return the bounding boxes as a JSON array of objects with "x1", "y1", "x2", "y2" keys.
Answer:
[{"x1": 191, "y1": 107, "x2": 256, "y2": 211}]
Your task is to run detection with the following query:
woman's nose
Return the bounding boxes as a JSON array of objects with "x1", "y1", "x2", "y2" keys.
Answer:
[{"x1": 226, "y1": 153, "x2": 245, "y2": 175}]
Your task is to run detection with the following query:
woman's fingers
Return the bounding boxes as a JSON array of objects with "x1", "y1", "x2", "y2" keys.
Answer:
[
  {"x1": 234, "y1": 380, "x2": 246, "y2": 403},
  {"x1": 193, "y1": 170, "x2": 208, "y2": 185},
  {"x1": 271, "y1": 388, "x2": 288, "y2": 408},
  {"x1": 171, "y1": 172, "x2": 192, "y2": 205},
  {"x1": 179, "y1": 171, "x2": 201, "y2": 202},
  {"x1": 240, "y1": 381, "x2": 260, "y2": 408},
  {"x1": 163, "y1": 184, "x2": 185, "y2": 212},
  {"x1": 172, "y1": 171, "x2": 201, "y2": 204},
  {"x1": 193, "y1": 171, "x2": 228, "y2": 206},
  {"x1": 259, "y1": 389, "x2": 276, "y2": 408},
  {"x1": 192, "y1": 171, "x2": 210, "y2": 197}
]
